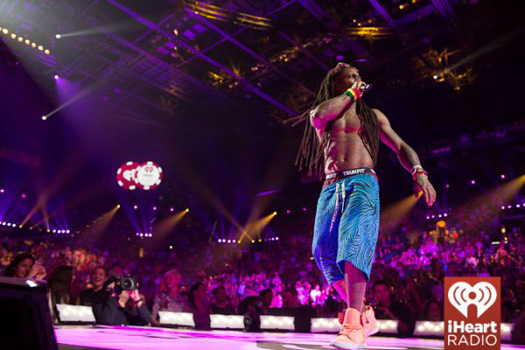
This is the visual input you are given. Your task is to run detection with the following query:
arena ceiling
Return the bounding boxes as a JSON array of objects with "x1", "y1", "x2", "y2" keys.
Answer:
[{"x1": 1, "y1": 0, "x2": 523, "y2": 127}]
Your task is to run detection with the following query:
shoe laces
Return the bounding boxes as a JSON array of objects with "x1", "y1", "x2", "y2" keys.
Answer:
[{"x1": 340, "y1": 324, "x2": 363, "y2": 336}]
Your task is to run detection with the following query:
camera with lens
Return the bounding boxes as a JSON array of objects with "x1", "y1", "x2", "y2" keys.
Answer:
[{"x1": 104, "y1": 275, "x2": 137, "y2": 295}]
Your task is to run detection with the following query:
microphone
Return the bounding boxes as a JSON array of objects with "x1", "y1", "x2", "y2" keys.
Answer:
[{"x1": 360, "y1": 83, "x2": 372, "y2": 92}]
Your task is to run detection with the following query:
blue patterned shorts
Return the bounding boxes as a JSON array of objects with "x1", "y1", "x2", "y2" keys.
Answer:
[{"x1": 312, "y1": 168, "x2": 380, "y2": 283}]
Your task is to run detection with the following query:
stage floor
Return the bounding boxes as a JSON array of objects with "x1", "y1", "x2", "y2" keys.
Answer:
[{"x1": 55, "y1": 326, "x2": 525, "y2": 350}]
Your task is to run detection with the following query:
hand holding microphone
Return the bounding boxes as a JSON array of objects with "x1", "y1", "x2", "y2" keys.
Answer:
[{"x1": 352, "y1": 80, "x2": 372, "y2": 92}]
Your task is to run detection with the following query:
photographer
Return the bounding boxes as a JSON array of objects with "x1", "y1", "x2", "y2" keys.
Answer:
[
  {"x1": 372, "y1": 280, "x2": 415, "y2": 337},
  {"x1": 93, "y1": 276, "x2": 150, "y2": 326}
]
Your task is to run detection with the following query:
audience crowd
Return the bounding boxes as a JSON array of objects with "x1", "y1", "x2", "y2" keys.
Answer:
[{"x1": 1, "y1": 214, "x2": 523, "y2": 340}]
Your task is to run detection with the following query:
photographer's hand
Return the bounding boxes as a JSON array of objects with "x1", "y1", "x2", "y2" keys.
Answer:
[
  {"x1": 118, "y1": 291, "x2": 130, "y2": 308},
  {"x1": 130, "y1": 289, "x2": 143, "y2": 308}
]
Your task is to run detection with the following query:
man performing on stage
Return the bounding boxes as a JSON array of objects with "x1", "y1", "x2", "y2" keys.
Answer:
[{"x1": 292, "y1": 63, "x2": 436, "y2": 348}]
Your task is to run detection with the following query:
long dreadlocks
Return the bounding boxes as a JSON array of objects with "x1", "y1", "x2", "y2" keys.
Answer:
[{"x1": 290, "y1": 65, "x2": 380, "y2": 176}]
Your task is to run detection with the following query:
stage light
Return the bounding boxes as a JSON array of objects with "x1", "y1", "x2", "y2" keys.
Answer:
[
  {"x1": 501, "y1": 206, "x2": 505, "y2": 210},
  {"x1": 42, "y1": 115, "x2": 48, "y2": 120},
  {"x1": 17, "y1": 36, "x2": 23, "y2": 42},
  {"x1": 444, "y1": 213, "x2": 448, "y2": 217},
  {"x1": 286, "y1": 210, "x2": 291, "y2": 214},
  {"x1": 272, "y1": 211, "x2": 277, "y2": 215},
  {"x1": 2, "y1": 28, "x2": 8, "y2": 34},
  {"x1": 433, "y1": 75, "x2": 439, "y2": 80},
  {"x1": 470, "y1": 179, "x2": 476, "y2": 185},
  {"x1": 10, "y1": 33, "x2": 16, "y2": 39},
  {"x1": 44, "y1": 49, "x2": 50, "y2": 54},
  {"x1": 336, "y1": 55, "x2": 344, "y2": 61},
  {"x1": 185, "y1": 208, "x2": 190, "y2": 212},
  {"x1": 501, "y1": 174, "x2": 505, "y2": 179},
  {"x1": 153, "y1": 206, "x2": 157, "y2": 211},
  {"x1": 21, "y1": 193, "x2": 26, "y2": 198},
  {"x1": 38, "y1": 45, "x2": 44, "y2": 51},
  {"x1": 426, "y1": 216, "x2": 430, "y2": 219},
  {"x1": 133, "y1": 205, "x2": 138, "y2": 210},
  {"x1": 54, "y1": 74, "x2": 59, "y2": 80},
  {"x1": 227, "y1": 240, "x2": 231, "y2": 243},
  {"x1": 251, "y1": 240, "x2": 255, "y2": 243},
  {"x1": 302, "y1": 207, "x2": 307, "y2": 212},
  {"x1": 31, "y1": 42, "x2": 36, "y2": 48},
  {"x1": 25, "y1": 39, "x2": 30, "y2": 45},
  {"x1": 517, "y1": 204, "x2": 521, "y2": 208},
  {"x1": 0, "y1": 189, "x2": 3, "y2": 193},
  {"x1": 399, "y1": 4, "x2": 405, "y2": 9},
  {"x1": 66, "y1": 230, "x2": 70, "y2": 233},
  {"x1": 55, "y1": 34, "x2": 62, "y2": 39},
  {"x1": 47, "y1": 229, "x2": 50, "y2": 233},
  {"x1": 116, "y1": 204, "x2": 121, "y2": 208},
  {"x1": 19, "y1": 225, "x2": 23, "y2": 228},
  {"x1": 170, "y1": 207, "x2": 174, "y2": 212},
  {"x1": 237, "y1": 240, "x2": 241, "y2": 244},
  {"x1": 507, "y1": 205, "x2": 512, "y2": 209},
  {"x1": 169, "y1": 245, "x2": 173, "y2": 249}
]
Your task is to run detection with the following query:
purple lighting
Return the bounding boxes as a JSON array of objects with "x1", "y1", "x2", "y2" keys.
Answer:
[
  {"x1": 500, "y1": 174, "x2": 505, "y2": 179},
  {"x1": 0, "y1": 189, "x2": 4, "y2": 193},
  {"x1": 21, "y1": 193, "x2": 26, "y2": 198},
  {"x1": 133, "y1": 205, "x2": 138, "y2": 210},
  {"x1": 170, "y1": 207, "x2": 174, "y2": 212},
  {"x1": 470, "y1": 180, "x2": 476, "y2": 185},
  {"x1": 153, "y1": 206, "x2": 157, "y2": 211},
  {"x1": 54, "y1": 74, "x2": 59, "y2": 80},
  {"x1": 336, "y1": 55, "x2": 344, "y2": 61},
  {"x1": 286, "y1": 210, "x2": 291, "y2": 215}
]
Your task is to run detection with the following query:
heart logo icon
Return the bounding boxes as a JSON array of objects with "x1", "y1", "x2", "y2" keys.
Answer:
[{"x1": 448, "y1": 281, "x2": 497, "y2": 318}]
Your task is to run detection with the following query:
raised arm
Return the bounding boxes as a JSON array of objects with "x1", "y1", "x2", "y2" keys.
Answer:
[
  {"x1": 310, "y1": 83, "x2": 364, "y2": 130},
  {"x1": 374, "y1": 108, "x2": 437, "y2": 206}
]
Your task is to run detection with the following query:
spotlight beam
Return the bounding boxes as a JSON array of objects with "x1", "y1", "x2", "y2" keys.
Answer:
[{"x1": 380, "y1": 192, "x2": 422, "y2": 232}]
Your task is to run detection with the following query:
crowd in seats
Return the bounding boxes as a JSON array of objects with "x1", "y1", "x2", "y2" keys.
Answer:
[{"x1": 0, "y1": 220, "x2": 523, "y2": 338}]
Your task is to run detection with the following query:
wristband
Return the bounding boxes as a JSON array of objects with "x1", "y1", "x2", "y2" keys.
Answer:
[
  {"x1": 412, "y1": 170, "x2": 428, "y2": 181},
  {"x1": 344, "y1": 88, "x2": 362, "y2": 103},
  {"x1": 411, "y1": 165, "x2": 423, "y2": 177}
]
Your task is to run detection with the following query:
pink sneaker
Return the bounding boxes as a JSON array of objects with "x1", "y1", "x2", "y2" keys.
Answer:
[
  {"x1": 361, "y1": 305, "x2": 379, "y2": 337},
  {"x1": 330, "y1": 308, "x2": 366, "y2": 349}
]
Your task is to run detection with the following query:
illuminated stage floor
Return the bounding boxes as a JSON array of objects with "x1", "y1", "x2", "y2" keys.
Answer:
[{"x1": 55, "y1": 326, "x2": 524, "y2": 350}]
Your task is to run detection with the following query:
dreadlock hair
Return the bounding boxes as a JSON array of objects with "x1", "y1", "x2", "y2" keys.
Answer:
[{"x1": 289, "y1": 66, "x2": 380, "y2": 176}]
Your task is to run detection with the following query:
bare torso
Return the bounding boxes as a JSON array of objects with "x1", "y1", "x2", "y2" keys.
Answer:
[{"x1": 316, "y1": 103, "x2": 375, "y2": 174}]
